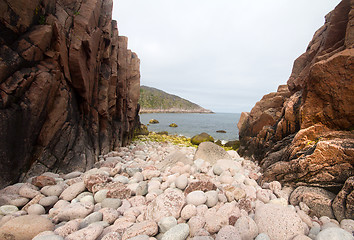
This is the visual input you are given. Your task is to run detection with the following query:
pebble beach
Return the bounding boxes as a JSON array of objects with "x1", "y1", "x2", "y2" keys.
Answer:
[{"x1": 0, "y1": 135, "x2": 353, "y2": 240}]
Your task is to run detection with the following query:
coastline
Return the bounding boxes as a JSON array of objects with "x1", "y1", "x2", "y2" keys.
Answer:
[{"x1": 139, "y1": 109, "x2": 214, "y2": 114}]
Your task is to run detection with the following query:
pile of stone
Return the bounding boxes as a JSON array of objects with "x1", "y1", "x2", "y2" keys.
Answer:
[{"x1": 0, "y1": 141, "x2": 353, "y2": 240}]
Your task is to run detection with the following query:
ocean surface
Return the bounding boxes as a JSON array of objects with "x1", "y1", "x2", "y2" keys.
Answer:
[{"x1": 139, "y1": 113, "x2": 241, "y2": 141}]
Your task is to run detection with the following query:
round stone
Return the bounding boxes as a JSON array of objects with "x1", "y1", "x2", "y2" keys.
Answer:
[
  {"x1": 65, "y1": 223, "x2": 103, "y2": 240},
  {"x1": 0, "y1": 205, "x2": 19, "y2": 215},
  {"x1": 122, "y1": 221, "x2": 158, "y2": 239},
  {"x1": 340, "y1": 219, "x2": 354, "y2": 234},
  {"x1": 33, "y1": 233, "x2": 64, "y2": 240},
  {"x1": 216, "y1": 225, "x2": 241, "y2": 240},
  {"x1": 27, "y1": 204, "x2": 46, "y2": 215},
  {"x1": 113, "y1": 175, "x2": 129, "y2": 184},
  {"x1": 81, "y1": 212, "x2": 103, "y2": 228},
  {"x1": 255, "y1": 233, "x2": 271, "y2": 240},
  {"x1": 316, "y1": 227, "x2": 354, "y2": 240},
  {"x1": 234, "y1": 216, "x2": 258, "y2": 240},
  {"x1": 292, "y1": 235, "x2": 312, "y2": 240},
  {"x1": 175, "y1": 175, "x2": 188, "y2": 190},
  {"x1": 53, "y1": 200, "x2": 70, "y2": 209},
  {"x1": 158, "y1": 216, "x2": 177, "y2": 233},
  {"x1": 205, "y1": 191, "x2": 218, "y2": 208},
  {"x1": 94, "y1": 189, "x2": 109, "y2": 203},
  {"x1": 101, "y1": 198, "x2": 122, "y2": 209},
  {"x1": 234, "y1": 173, "x2": 246, "y2": 184},
  {"x1": 186, "y1": 191, "x2": 207, "y2": 206},
  {"x1": 234, "y1": 188, "x2": 246, "y2": 201},
  {"x1": 213, "y1": 165, "x2": 224, "y2": 176},
  {"x1": 99, "y1": 208, "x2": 119, "y2": 224},
  {"x1": 59, "y1": 181, "x2": 86, "y2": 201},
  {"x1": 161, "y1": 223, "x2": 189, "y2": 240},
  {"x1": 136, "y1": 181, "x2": 148, "y2": 196},
  {"x1": 19, "y1": 184, "x2": 40, "y2": 199},
  {"x1": 63, "y1": 171, "x2": 83, "y2": 180},
  {"x1": 39, "y1": 196, "x2": 59, "y2": 207},
  {"x1": 269, "y1": 181, "x2": 282, "y2": 192},
  {"x1": 181, "y1": 204, "x2": 197, "y2": 220},
  {"x1": 80, "y1": 195, "x2": 95, "y2": 204},
  {"x1": 40, "y1": 184, "x2": 65, "y2": 197},
  {"x1": 127, "y1": 235, "x2": 150, "y2": 240},
  {"x1": 54, "y1": 202, "x2": 94, "y2": 222}
]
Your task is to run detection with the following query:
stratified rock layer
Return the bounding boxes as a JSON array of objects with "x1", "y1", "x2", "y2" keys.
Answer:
[
  {"x1": 238, "y1": 0, "x2": 353, "y2": 192},
  {"x1": 0, "y1": 0, "x2": 140, "y2": 187}
]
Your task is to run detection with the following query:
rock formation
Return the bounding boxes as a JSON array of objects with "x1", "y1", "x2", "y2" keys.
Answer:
[
  {"x1": 0, "y1": 0, "x2": 140, "y2": 187},
  {"x1": 238, "y1": 0, "x2": 353, "y2": 215}
]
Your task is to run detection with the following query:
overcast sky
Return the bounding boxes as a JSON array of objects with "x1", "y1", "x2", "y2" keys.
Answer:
[{"x1": 113, "y1": 0, "x2": 341, "y2": 113}]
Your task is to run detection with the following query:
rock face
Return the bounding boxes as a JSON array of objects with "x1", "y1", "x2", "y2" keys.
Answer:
[
  {"x1": 238, "y1": 0, "x2": 354, "y2": 194},
  {"x1": 0, "y1": 0, "x2": 140, "y2": 187}
]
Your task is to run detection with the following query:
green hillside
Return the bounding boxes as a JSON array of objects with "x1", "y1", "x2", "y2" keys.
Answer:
[{"x1": 139, "y1": 86, "x2": 213, "y2": 113}]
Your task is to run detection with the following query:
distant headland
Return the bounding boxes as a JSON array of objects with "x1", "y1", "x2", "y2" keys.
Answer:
[{"x1": 139, "y1": 86, "x2": 213, "y2": 113}]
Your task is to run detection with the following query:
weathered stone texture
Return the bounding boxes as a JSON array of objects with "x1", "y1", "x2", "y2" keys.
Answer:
[
  {"x1": 0, "y1": 0, "x2": 140, "y2": 187},
  {"x1": 238, "y1": 0, "x2": 354, "y2": 192}
]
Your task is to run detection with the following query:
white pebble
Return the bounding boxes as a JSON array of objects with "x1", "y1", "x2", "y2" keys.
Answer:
[
  {"x1": 27, "y1": 204, "x2": 46, "y2": 215},
  {"x1": 94, "y1": 189, "x2": 109, "y2": 203},
  {"x1": 158, "y1": 216, "x2": 178, "y2": 233},
  {"x1": 186, "y1": 191, "x2": 207, "y2": 206},
  {"x1": 0, "y1": 205, "x2": 19, "y2": 215},
  {"x1": 175, "y1": 175, "x2": 188, "y2": 190}
]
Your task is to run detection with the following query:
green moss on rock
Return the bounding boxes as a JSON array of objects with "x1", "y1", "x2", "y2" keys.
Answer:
[
  {"x1": 134, "y1": 124, "x2": 149, "y2": 136},
  {"x1": 191, "y1": 132, "x2": 215, "y2": 145},
  {"x1": 157, "y1": 131, "x2": 169, "y2": 135},
  {"x1": 169, "y1": 123, "x2": 178, "y2": 128},
  {"x1": 149, "y1": 119, "x2": 159, "y2": 124},
  {"x1": 224, "y1": 140, "x2": 240, "y2": 150}
]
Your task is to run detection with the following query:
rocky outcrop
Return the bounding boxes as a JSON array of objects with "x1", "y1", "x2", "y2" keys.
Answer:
[
  {"x1": 238, "y1": 0, "x2": 353, "y2": 193},
  {"x1": 0, "y1": 0, "x2": 140, "y2": 187}
]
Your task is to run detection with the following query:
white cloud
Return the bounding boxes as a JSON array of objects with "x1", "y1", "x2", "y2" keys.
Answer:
[{"x1": 113, "y1": 0, "x2": 341, "y2": 113}]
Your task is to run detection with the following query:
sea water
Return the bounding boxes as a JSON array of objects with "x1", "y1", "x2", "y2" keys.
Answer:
[{"x1": 139, "y1": 113, "x2": 241, "y2": 141}]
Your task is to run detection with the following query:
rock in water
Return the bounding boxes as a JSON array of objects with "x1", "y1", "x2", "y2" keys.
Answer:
[
  {"x1": 191, "y1": 133, "x2": 215, "y2": 145},
  {"x1": 149, "y1": 119, "x2": 159, "y2": 124},
  {"x1": 0, "y1": 0, "x2": 141, "y2": 187},
  {"x1": 0, "y1": 215, "x2": 54, "y2": 240}
]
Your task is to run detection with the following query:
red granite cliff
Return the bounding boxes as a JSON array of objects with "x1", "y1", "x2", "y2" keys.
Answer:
[
  {"x1": 0, "y1": 0, "x2": 140, "y2": 187},
  {"x1": 238, "y1": 0, "x2": 354, "y2": 220}
]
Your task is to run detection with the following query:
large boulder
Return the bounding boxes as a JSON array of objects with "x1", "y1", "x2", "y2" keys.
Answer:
[
  {"x1": 289, "y1": 186, "x2": 336, "y2": 218},
  {"x1": 332, "y1": 176, "x2": 354, "y2": 222},
  {"x1": 194, "y1": 142, "x2": 232, "y2": 164},
  {"x1": 0, "y1": 215, "x2": 54, "y2": 240},
  {"x1": 157, "y1": 150, "x2": 193, "y2": 171},
  {"x1": 237, "y1": 0, "x2": 354, "y2": 192},
  {"x1": 0, "y1": 0, "x2": 141, "y2": 187},
  {"x1": 254, "y1": 204, "x2": 305, "y2": 240}
]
